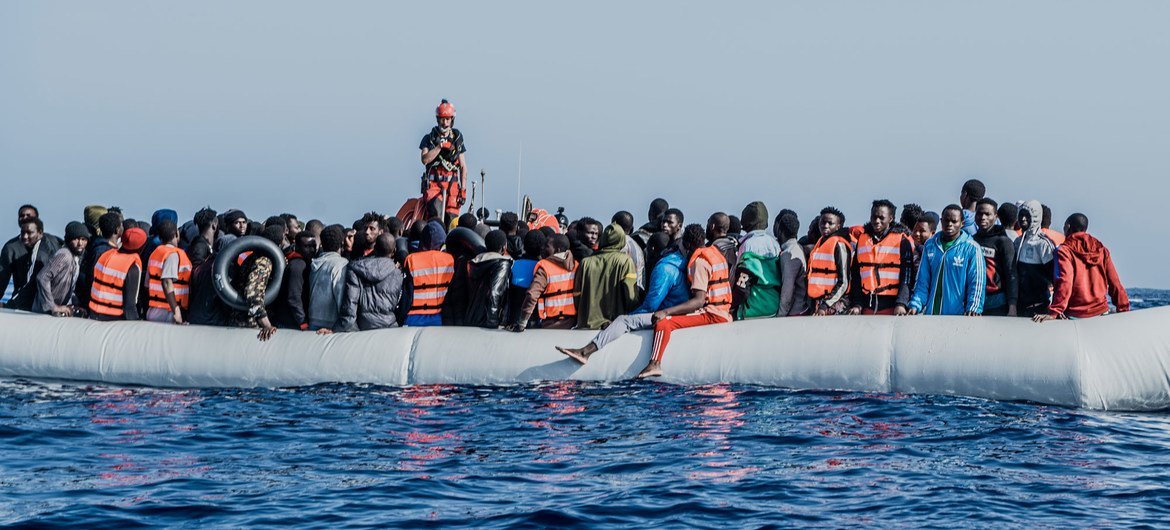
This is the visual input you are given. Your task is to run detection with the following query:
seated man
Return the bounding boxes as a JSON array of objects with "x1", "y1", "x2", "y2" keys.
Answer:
[
  {"x1": 33, "y1": 222, "x2": 89, "y2": 316},
  {"x1": 464, "y1": 230, "x2": 513, "y2": 328},
  {"x1": 555, "y1": 229, "x2": 690, "y2": 362},
  {"x1": 907, "y1": 205, "x2": 986, "y2": 316},
  {"x1": 639, "y1": 224, "x2": 732, "y2": 378},
  {"x1": 1034, "y1": 213, "x2": 1129, "y2": 322},
  {"x1": 323, "y1": 233, "x2": 404, "y2": 332}
]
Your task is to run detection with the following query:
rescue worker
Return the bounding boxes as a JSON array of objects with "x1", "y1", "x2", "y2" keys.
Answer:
[
  {"x1": 638, "y1": 224, "x2": 732, "y2": 378},
  {"x1": 89, "y1": 227, "x2": 147, "y2": 321},
  {"x1": 847, "y1": 200, "x2": 914, "y2": 315},
  {"x1": 509, "y1": 234, "x2": 577, "y2": 332},
  {"x1": 1034, "y1": 213, "x2": 1129, "y2": 322},
  {"x1": 907, "y1": 205, "x2": 986, "y2": 316},
  {"x1": 401, "y1": 220, "x2": 454, "y2": 327},
  {"x1": 145, "y1": 221, "x2": 192, "y2": 324},
  {"x1": 808, "y1": 207, "x2": 852, "y2": 316},
  {"x1": 419, "y1": 99, "x2": 467, "y2": 223}
]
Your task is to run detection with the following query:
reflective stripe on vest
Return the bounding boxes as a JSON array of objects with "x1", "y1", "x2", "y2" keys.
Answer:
[
  {"x1": 147, "y1": 244, "x2": 193, "y2": 311},
  {"x1": 855, "y1": 231, "x2": 905, "y2": 295},
  {"x1": 406, "y1": 250, "x2": 455, "y2": 315},
  {"x1": 808, "y1": 234, "x2": 850, "y2": 299},
  {"x1": 89, "y1": 249, "x2": 142, "y2": 318},
  {"x1": 687, "y1": 246, "x2": 732, "y2": 313},
  {"x1": 534, "y1": 258, "x2": 576, "y2": 320}
]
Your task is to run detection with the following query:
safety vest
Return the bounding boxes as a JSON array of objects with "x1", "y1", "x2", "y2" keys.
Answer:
[
  {"x1": 405, "y1": 250, "x2": 455, "y2": 315},
  {"x1": 808, "y1": 234, "x2": 851, "y2": 299},
  {"x1": 855, "y1": 230, "x2": 905, "y2": 296},
  {"x1": 533, "y1": 258, "x2": 576, "y2": 320},
  {"x1": 687, "y1": 246, "x2": 732, "y2": 314},
  {"x1": 527, "y1": 208, "x2": 564, "y2": 234},
  {"x1": 147, "y1": 244, "x2": 193, "y2": 311},
  {"x1": 89, "y1": 249, "x2": 142, "y2": 318}
]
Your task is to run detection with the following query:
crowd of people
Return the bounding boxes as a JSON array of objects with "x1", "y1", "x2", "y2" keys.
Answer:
[
  {"x1": 0, "y1": 101, "x2": 1132, "y2": 378},
  {"x1": 0, "y1": 178, "x2": 1131, "y2": 378}
]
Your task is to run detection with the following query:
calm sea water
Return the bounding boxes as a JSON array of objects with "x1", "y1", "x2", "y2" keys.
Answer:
[{"x1": 2, "y1": 290, "x2": 1169, "y2": 528}]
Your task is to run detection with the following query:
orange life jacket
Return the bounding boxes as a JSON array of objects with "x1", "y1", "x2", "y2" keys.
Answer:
[
  {"x1": 89, "y1": 249, "x2": 142, "y2": 318},
  {"x1": 533, "y1": 258, "x2": 576, "y2": 320},
  {"x1": 405, "y1": 250, "x2": 455, "y2": 315},
  {"x1": 147, "y1": 244, "x2": 193, "y2": 311},
  {"x1": 808, "y1": 234, "x2": 851, "y2": 300},
  {"x1": 687, "y1": 246, "x2": 732, "y2": 314},
  {"x1": 854, "y1": 230, "x2": 906, "y2": 296},
  {"x1": 527, "y1": 208, "x2": 564, "y2": 234}
]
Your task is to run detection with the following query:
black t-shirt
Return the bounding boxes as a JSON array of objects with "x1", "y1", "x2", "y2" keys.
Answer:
[{"x1": 419, "y1": 127, "x2": 467, "y2": 157}]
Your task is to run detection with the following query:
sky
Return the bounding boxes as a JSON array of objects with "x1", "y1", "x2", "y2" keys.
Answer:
[{"x1": 2, "y1": 1, "x2": 1168, "y2": 287}]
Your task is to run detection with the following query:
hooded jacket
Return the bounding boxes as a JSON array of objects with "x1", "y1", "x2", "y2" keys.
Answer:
[
  {"x1": 574, "y1": 224, "x2": 639, "y2": 329},
  {"x1": 1014, "y1": 200, "x2": 1056, "y2": 315},
  {"x1": 908, "y1": 230, "x2": 986, "y2": 315},
  {"x1": 633, "y1": 249, "x2": 689, "y2": 314},
  {"x1": 1048, "y1": 232, "x2": 1129, "y2": 318},
  {"x1": 973, "y1": 224, "x2": 1018, "y2": 311},
  {"x1": 308, "y1": 251, "x2": 349, "y2": 330},
  {"x1": 465, "y1": 251, "x2": 512, "y2": 328},
  {"x1": 335, "y1": 256, "x2": 404, "y2": 331}
]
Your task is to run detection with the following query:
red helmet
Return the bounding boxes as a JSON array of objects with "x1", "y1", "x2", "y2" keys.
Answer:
[{"x1": 436, "y1": 99, "x2": 456, "y2": 118}]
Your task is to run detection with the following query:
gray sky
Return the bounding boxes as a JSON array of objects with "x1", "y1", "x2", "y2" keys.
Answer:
[{"x1": 2, "y1": 1, "x2": 1168, "y2": 287}]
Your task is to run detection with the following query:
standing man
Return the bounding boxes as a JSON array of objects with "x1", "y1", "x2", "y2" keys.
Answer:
[
  {"x1": 1034, "y1": 213, "x2": 1129, "y2": 322},
  {"x1": 972, "y1": 198, "x2": 1018, "y2": 316},
  {"x1": 420, "y1": 99, "x2": 467, "y2": 224},
  {"x1": 907, "y1": 205, "x2": 986, "y2": 316},
  {"x1": 847, "y1": 200, "x2": 914, "y2": 316},
  {"x1": 145, "y1": 221, "x2": 193, "y2": 324},
  {"x1": 959, "y1": 178, "x2": 986, "y2": 236}
]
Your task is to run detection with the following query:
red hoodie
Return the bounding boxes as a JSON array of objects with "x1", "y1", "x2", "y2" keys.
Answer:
[{"x1": 1048, "y1": 232, "x2": 1129, "y2": 318}]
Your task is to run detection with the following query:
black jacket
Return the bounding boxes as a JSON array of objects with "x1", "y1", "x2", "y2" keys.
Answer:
[
  {"x1": 272, "y1": 255, "x2": 311, "y2": 329},
  {"x1": 464, "y1": 252, "x2": 512, "y2": 328},
  {"x1": 973, "y1": 225, "x2": 1018, "y2": 312},
  {"x1": 188, "y1": 258, "x2": 231, "y2": 326}
]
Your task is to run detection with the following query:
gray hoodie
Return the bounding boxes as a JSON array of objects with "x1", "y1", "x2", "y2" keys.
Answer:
[
  {"x1": 335, "y1": 256, "x2": 404, "y2": 332},
  {"x1": 308, "y1": 251, "x2": 349, "y2": 330}
]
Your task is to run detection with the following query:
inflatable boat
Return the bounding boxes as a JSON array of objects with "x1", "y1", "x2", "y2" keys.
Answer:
[{"x1": 1, "y1": 306, "x2": 1168, "y2": 411}]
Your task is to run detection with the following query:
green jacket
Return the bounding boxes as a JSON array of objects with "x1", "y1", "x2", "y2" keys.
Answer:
[
  {"x1": 735, "y1": 251, "x2": 781, "y2": 320},
  {"x1": 574, "y1": 224, "x2": 639, "y2": 329}
]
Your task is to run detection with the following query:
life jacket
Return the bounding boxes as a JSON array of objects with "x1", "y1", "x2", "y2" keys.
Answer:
[
  {"x1": 808, "y1": 234, "x2": 850, "y2": 299},
  {"x1": 405, "y1": 250, "x2": 455, "y2": 315},
  {"x1": 687, "y1": 246, "x2": 732, "y2": 314},
  {"x1": 425, "y1": 127, "x2": 465, "y2": 179},
  {"x1": 855, "y1": 230, "x2": 906, "y2": 296},
  {"x1": 89, "y1": 249, "x2": 142, "y2": 318},
  {"x1": 146, "y1": 244, "x2": 193, "y2": 311},
  {"x1": 533, "y1": 258, "x2": 576, "y2": 320},
  {"x1": 526, "y1": 208, "x2": 564, "y2": 234}
]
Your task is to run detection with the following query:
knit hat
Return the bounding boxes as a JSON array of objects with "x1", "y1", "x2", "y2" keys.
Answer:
[
  {"x1": 121, "y1": 227, "x2": 147, "y2": 251},
  {"x1": 740, "y1": 201, "x2": 769, "y2": 232},
  {"x1": 420, "y1": 220, "x2": 447, "y2": 251},
  {"x1": 64, "y1": 221, "x2": 89, "y2": 241},
  {"x1": 83, "y1": 205, "x2": 107, "y2": 231},
  {"x1": 223, "y1": 209, "x2": 247, "y2": 225}
]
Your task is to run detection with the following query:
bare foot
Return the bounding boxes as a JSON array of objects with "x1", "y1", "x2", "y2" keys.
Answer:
[
  {"x1": 556, "y1": 346, "x2": 590, "y2": 365},
  {"x1": 636, "y1": 363, "x2": 663, "y2": 379}
]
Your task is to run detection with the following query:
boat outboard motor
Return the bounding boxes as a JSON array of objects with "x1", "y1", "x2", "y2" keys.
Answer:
[{"x1": 213, "y1": 235, "x2": 287, "y2": 311}]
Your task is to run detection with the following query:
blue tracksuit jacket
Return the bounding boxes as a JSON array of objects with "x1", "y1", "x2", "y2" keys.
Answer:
[
  {"x1": 633, "y1": 250, "x2": 690, "y2": 314},
  {"x1": 908, "y1": 230, "x2": 986, "y2": 315}
]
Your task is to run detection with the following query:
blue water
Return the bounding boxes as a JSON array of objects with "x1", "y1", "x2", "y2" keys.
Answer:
[{"x1": 2, "y1": 290, "x2": 1170, "y2": 527}]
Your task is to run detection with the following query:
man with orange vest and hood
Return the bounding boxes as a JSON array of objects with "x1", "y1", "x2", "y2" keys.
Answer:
[
  {"x1": 637, "y1": 224, "x2": 732, "y2": 379},
  {"x1": 847, "y1": 200, "x2": 915, "y2": 316},
  {"x1": 808, "y1": 206, "x2": 853, "y2": 316},
  {"x1": 419, "y1": 99, "x2": 467, "y2": 224},
  {"x1": 89, "y1": 227, "x2": 147, "y2": 321},
  {"x1": 401, "y1": 219, "x2": 454, "y2": 327},
  {"x1": 145, "y1": 220, "x2": 192, "y2": 324},
  {"x1": 1034, "y1": 213, "x2": 1129, "y2": 322}
]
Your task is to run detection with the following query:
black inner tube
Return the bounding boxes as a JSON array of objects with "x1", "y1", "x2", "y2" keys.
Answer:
[{"x1": 212, "y1": 236, "x2": 287, "y2": 311}]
